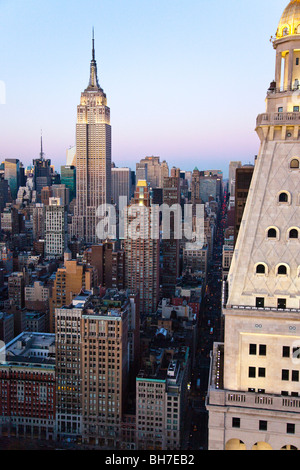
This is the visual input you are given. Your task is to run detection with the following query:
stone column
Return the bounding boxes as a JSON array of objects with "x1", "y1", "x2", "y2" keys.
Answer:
[
  {"x1": 275, "y1": 52, "x2": 282, "y2": 89},
  {"x1": 288, "y1": 49, "x2": 294, "y2": 90}
]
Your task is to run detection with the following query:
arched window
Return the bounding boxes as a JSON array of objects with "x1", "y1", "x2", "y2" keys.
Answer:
[
  {"x1": 256, "y1": 264, "x2": 266, "y2": 274},
  {"x1": 290, "y1": 159, "x2": 299, "y2": 169},
  {"x1": 279, "y1": 192, "x2": 288, "y2": 203},
  {"x1": 278, "y1": 265, "x2": 287, "y2": 275},
  {"x1": 289, "y1": 228, "x2": 299, "y2": 239},
  {"x1": 268, "y1": 228, "x2": 277, "y2": 238},
  {"x1": 283, "y1": 27, "x2": 289, "y2": 36}
]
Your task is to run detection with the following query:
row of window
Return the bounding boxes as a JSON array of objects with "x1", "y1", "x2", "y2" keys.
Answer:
[
  {"x1": 255, "y1": 263, "x2": 292, "y2": 276},
  {"x1": 256, "y1": 297, "x2": 287, "y2": 309},
  {"x1": 266, "y1": 226, "x2": 299, "y2": 239},
  {"x1": 248, "y1": 367, "x2": 300, "y2": 382},
  {"x1": 232, "y1": 417, "x2": 296, "y2": 434},
  {"x1": 249, "y1": 344, "x2": 299, "y2": 359}
]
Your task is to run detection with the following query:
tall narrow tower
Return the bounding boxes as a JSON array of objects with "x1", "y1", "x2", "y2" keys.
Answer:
[
  {"x1": 207, "y1": 0, "x2": 300, "y2": 451},
  {"x1": 72, "y1": 31, "x2": 111, "y2": 244}
]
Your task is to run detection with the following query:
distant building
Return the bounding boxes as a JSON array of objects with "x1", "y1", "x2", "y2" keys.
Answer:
[
  {"x1": 136, "y1": 156, "x2": 169, "y2": 189},
  {"x1": 45, "y1": 197, "x2": 68, "y2": 259},
  {"x1": 4, "y1": 158, "x2": 20, "y2": 200},
  {"x1": 60, "y1": 165, "x2": 76, "y2": 201},
  {"x1": 0, "y1": 332, "x2": 56, "y2": 440},
  {"x1": 111, "y1": 166, "x2": 132, "y2": 207},
  {"x1": 124, "y1": 180, "x2": 160, "y2": 315}
]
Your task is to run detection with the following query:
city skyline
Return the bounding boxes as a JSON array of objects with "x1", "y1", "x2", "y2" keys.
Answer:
[{"x1": 0, "y1": 0, "x2": 288, "y2": 177}]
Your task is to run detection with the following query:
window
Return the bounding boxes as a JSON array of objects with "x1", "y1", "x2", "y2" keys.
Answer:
[
  {"x1": 289, "y1": 228, "x2": 299, "y2": 239},
  {"x1": 278, "y1": 106, "x2": 284, "y2": 112},
  {"x1": 249, "y1": 367, "x2": 256, "y2": 378},
  {"x1": 232, "y1": 418, "x2": 240, "y2": 428},
  {"x1": 267, "y1": 228, "x2": 277, "y2": 239},
  {"x1": 259, "y1": 345, "x2": 267, "y2": 356},
  {"x1": 287, "y1": 423, "x2": 295, "y2": 434},
  {"x1": 256, "y1": 297, "x2": 264, "y2": 308},
  {"x1": 282, "y1": 369, "x2": 289, "y2": 381},
  {"x1": 283, "y1": 346, "x2": 290, "y2": 358},
  {"x1": 294, "y1": 105, "x2": 300, "y2": 111},
  {"x1": 292, "y1": 370, "x2": 299, "y2": 382},
  {"x1": 259, "y1": 420, "x2": 268, "y2": 431},
  {"x1": 278, "y1": 298, "x2": 287, "y2": 309},
  {"x1": 278, "y1": 192, "x2": 288, "y2": 203},
  {"x1": 290, "y1": 158, "x2": 299, "y2": 168},
  {"x1": 277, "y1": 265, "x2": 287, "y2": 275},
  {"x1": 258, "y1": 368, "x2": 266, "y2": 378},
  {"x1": 249, "y1": 344, "x2": 257, "y2": 355},
  {"x1": 256, "y1": 264, "x2": 266, "y2": 274},
  {"x1": 296, "y1": 58, "x2": 300, "y2": 66}
]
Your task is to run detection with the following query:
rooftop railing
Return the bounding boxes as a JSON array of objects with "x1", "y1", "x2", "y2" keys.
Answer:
[{"x1": 257, "y1": 112, "x2": 300, "y2": 127}]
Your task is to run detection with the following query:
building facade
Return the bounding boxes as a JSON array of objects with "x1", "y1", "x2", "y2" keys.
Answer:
[
  {"x1": 72, "y1": 33, "x2": 111, "y2": 244},
  {"x1": 207, "y1": 0, "x2": 300, "y2": 451}
]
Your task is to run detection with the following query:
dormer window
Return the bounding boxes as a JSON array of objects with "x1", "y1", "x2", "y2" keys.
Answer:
[
  {"x1": 256, "y1": 264, "x2": 267, "y2": 275},
  {"x1": 290, "y1": 158, "x2": 300, "y2": 169},
  {"x1": 289, "y1": 228, "x2": 299, "y2": 239},
  {"x1": 267, "y1": 227, "x2": 278, "y2": 239},
  {"x1": 277, "y1": 265, "x2": 288, "y2": 276},
  {"x1": 278, "y1": 191, "x2": 291, "y2": 204}
]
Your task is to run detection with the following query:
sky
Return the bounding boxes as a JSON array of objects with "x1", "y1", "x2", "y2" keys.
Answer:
[{"x1": 0, "y1": 0, "x2": 289, "y2": 177}]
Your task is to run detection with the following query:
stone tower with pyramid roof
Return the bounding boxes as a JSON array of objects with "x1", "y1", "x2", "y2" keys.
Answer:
[{"x1": 206, "y1": 0, "x2": 300, "y2": 451}]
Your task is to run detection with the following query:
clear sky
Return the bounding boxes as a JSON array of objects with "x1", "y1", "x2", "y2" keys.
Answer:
[{"x1": 0, "y1": 0, "x2": 289, "y2": 177}]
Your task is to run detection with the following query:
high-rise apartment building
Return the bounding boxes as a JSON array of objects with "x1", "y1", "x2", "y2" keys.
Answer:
[
  {"x1": 228, "y1": 161, "x2": 242, "y2": 198},
  {"x1": 45, "y1": 197, "x2": 68, "y2": 259},
  {"x1": 80, "y1": 291, "x2": 129, "y2": 447},
  {"x1": 111, "y1": 166, "x2": 132, "y2": 208},
  {"x1": 83, "y1": 242, "x2": 125, "y2": 290},
  {"x1": 60, "y1": 165, "x2": 76, "y2": 202},
  {"x1": 55, "y1": 289, "x2": 138, "y2": 448},
  {"x1": 207, "y1": 0, "x2": 300, "y2": 450},
  {"x1": 8, "y1": 272, "x2": 25, "y2": 309},
  {"x1": 136, "y1": 156, "x2": 169, "y2": 189},
  {"x1": 33, "y1": 138, "x2": 52, "y2": 195},
  {"x1": 136, "y1": 347, "x2": 189, "y2": 450},
  {"x1": 55, "y1": 294, "x2": 85, "y2": 442},
  {"x1": 124, "y1": 180, "x2": 160, "y2": 316},
  {"x1": 4, "y1": 159, "x2": 20, "y2": 200},
  {"x1": 161, "y1": 176, "x2": 180, "y2": 299},
  {"x1": 234, "y1": 165, "x2": 254, "y2": 245},
  {"x1": 49, "y1": 253, "x2": 97, "y2": 333},
  {"x1": 72, "y1": 32, "x2": 111, "y2": 244}
]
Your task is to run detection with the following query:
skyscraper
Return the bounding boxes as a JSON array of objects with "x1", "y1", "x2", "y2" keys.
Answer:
[
  {"x1": 72, "y1": 31, "x2": 111, "y2": 244},
  {"x1": 33, "y1": 136, "x2": 52, "y2": 195},
  {"x1": 124, "y1": 180, "x2": 160, "y2": 316},
  {"x1": 207, "y1": 0, "x2": 300, "y2": 450},
  {"x1": 4, "y1": 159, "x2": 20, "y2": 200},
  {"x1": 45, "y1": 197, "x2": 68, "y2": 259},
  {"x1": 161, "y1": 175, "x2": 180, "y2": 299}
]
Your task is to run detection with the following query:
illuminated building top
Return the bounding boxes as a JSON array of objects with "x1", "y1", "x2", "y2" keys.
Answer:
[{"x1": 276, "y1": 0, "x2": 300, "y2": 39}]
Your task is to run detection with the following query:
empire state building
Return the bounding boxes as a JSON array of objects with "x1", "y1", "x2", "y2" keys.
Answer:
[{"x1": 72, "y1": 32, "x2": 111, "y2": 244}]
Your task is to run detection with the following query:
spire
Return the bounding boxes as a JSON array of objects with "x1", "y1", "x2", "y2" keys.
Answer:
[
  {"x1": 87, "y1": 28, "x2": 100, "y2": 90},
  {"x1": 92, "y1": 27, "x2": 95, "y2": 61},
  {"x1": 40, "y1": 130, "x2": 44, "y2": 160}
]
